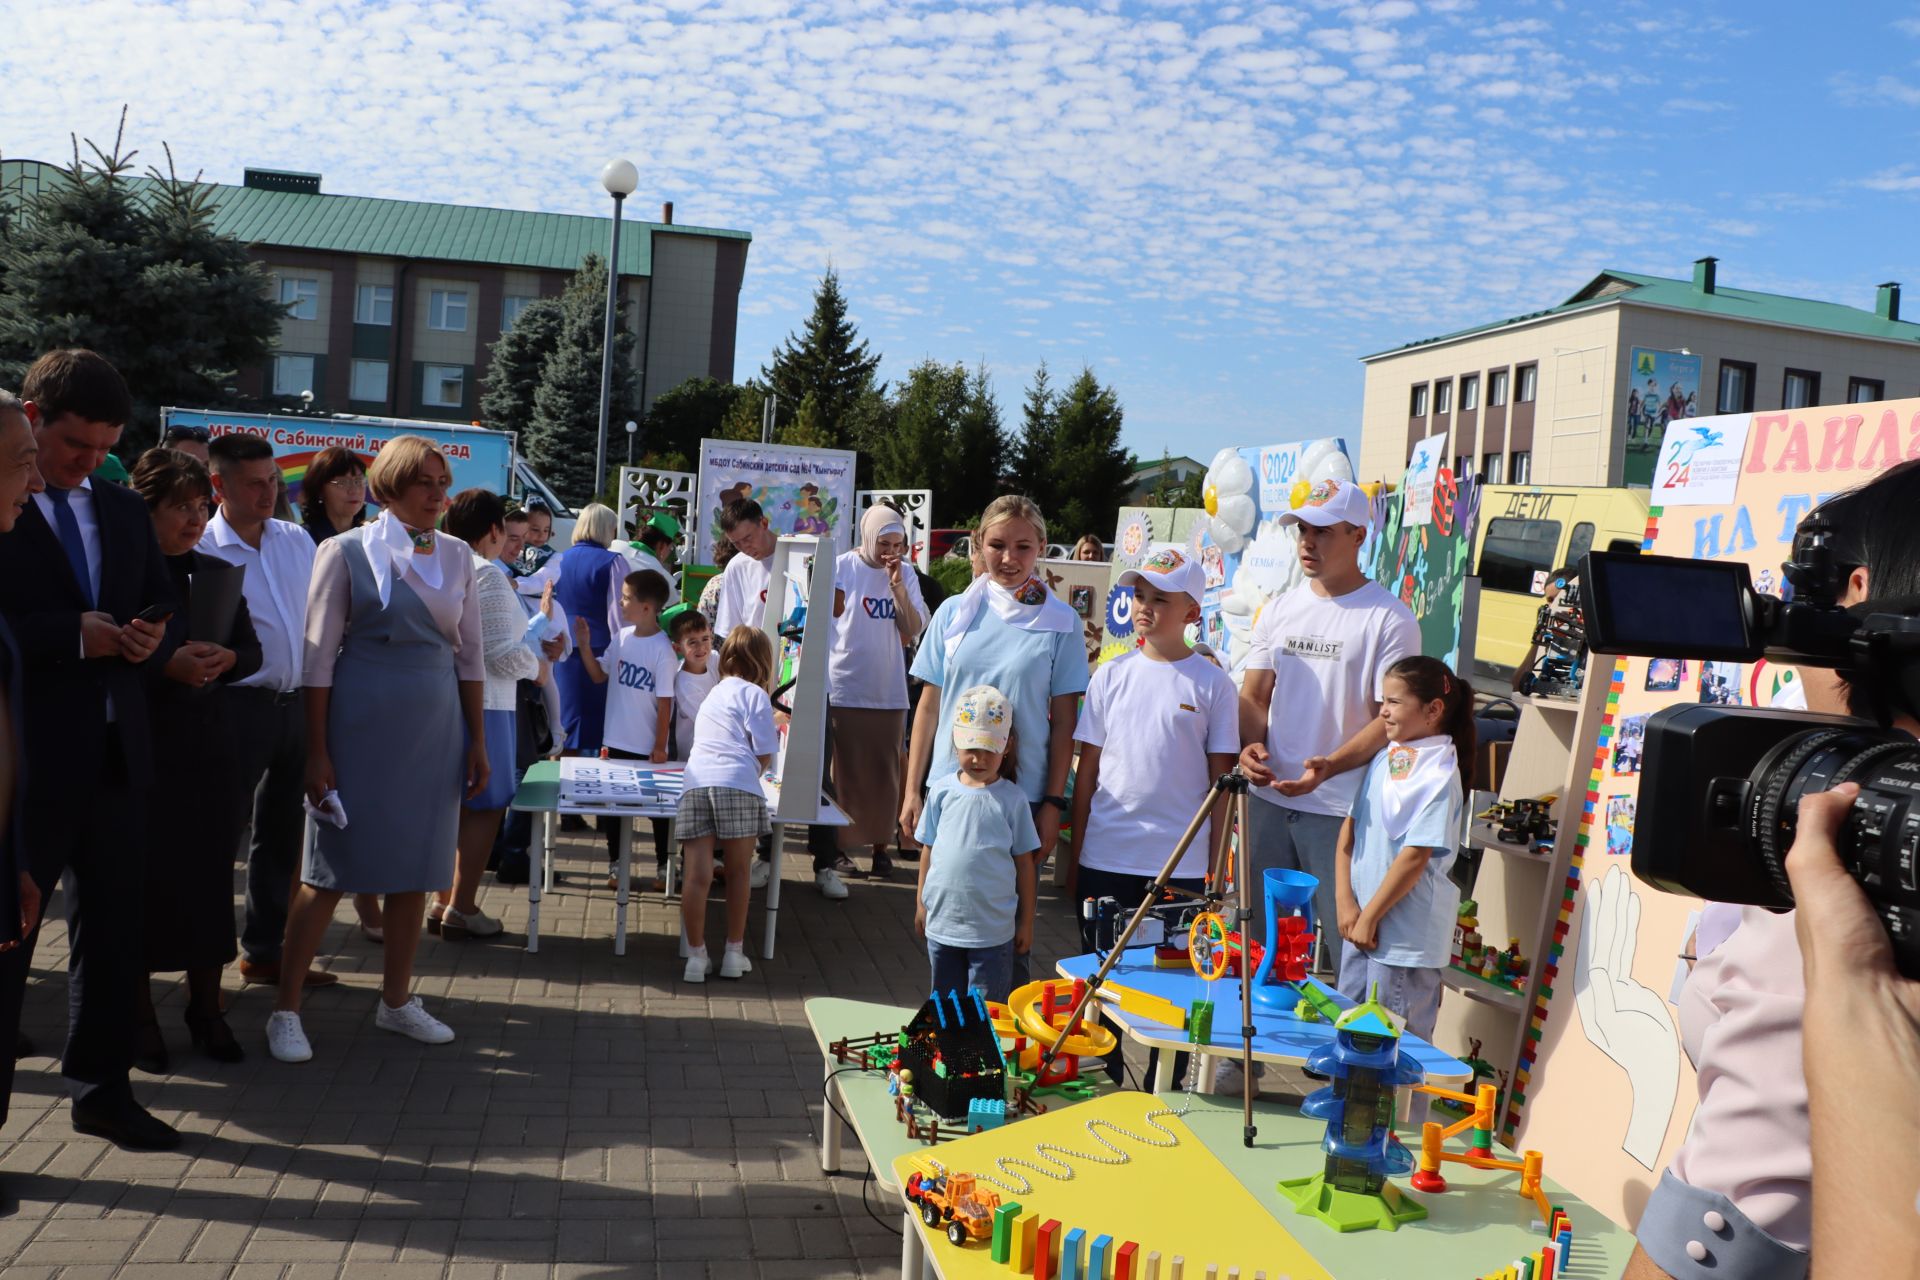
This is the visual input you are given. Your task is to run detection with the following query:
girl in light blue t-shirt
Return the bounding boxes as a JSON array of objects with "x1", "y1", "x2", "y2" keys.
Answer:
[{"x1": 1335, "y1": 655, "x2": 1473, "y2": 1045}]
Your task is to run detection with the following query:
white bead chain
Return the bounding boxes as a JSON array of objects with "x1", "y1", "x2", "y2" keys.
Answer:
[{"x1": 930, "y1": 1104, "x2": 1183, "y2": 1197}]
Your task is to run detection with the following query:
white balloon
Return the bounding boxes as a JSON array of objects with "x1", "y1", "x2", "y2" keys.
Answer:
[
  {"x1": 1208, "y1": 451, "x2": 1254, "y2": 498},
  {"x1": 1209, "y1": 516, "x2": 1246, "y2": 554},
  {"x1": 1217, "y1": 492, "x2": 1256, "y2": 534}
]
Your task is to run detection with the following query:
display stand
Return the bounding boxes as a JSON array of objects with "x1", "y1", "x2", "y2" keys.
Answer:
[
  {"x1": 615, "y1": 464, "x2": 696, "y2": 562},
  {"x1": 1433, "y1": 652, "x2": 1609, "y2": 1132}
]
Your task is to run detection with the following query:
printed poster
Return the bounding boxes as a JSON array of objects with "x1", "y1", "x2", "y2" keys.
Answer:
[
  {"x1": 1649, "y1": 412, "x2": 1751, "y2": 508},
  {"x1": 1368, "y1": 450, "x2": 1481, "y2": 671},
  {"x1": 693, "y1": 440, "x2": 857, "y2": 557},
  {"x1": 1403, "y1": 433, "x2": 1448, "y2": 527},
  {"x1": 1624, "y1": 347, "x2": 1703, "y2": 488}
]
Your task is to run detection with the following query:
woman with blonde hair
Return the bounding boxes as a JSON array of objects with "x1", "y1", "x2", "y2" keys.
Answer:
[
  {"x1": 268, "y1": 435, "x2": 487, "y2": 1062},
  {"x1": 903, "y1": 495, "x2": 1087, "y2": 982},
  {"x1": 1070, "y1": 534, "x2": 1105, "y2": 562},
  {"x1": 551, "y1": 502, "x2": 626, "y2": 758}
]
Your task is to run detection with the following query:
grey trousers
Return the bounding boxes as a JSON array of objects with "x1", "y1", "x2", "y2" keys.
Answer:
[{"x1": 1245, "y1": 799, "x2": 1346, "y2": 964}]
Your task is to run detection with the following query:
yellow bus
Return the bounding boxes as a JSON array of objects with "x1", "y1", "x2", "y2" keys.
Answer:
[{"x1": 1471, "y1": 485, "x2": 1650, "y2": 686}]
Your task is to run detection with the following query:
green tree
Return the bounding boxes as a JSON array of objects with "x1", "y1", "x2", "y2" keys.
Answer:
[
  {"x1": 0, "y1": 114, "x2": 282, "y2": 451},
  {"x1": 950, "y1": 363, "x2": 1008, "y2": 523},
  {"x1": 874, "y1": 359, "x2": 1006, "y2": 524},
  {"x1": 1147, "y1": 451, "x2": 1205, "y2": 508},
  {"x1": 1009, "y1": 361, "x2": 1059, "y2": 514},
  {"x1": 777, "y1": 390, "x2": 835, "y2": 449},
  {"x1": 718, "y1": 381, "x2": 767, "y2": 441},
  {"x1": 759, "y1": 268, "x2": 882, "y2": 446},
  {"x1": 1046, "y1": 367, "x2": 1133, "y2": 543},
  {"x1": 522, "y1": 255, "x2": 635, "y2": 507},
  {"x1": 639, "y1": 375, "x2": 742, "y2": 470},
  {"x1": 479, "y1": 295, "x2": 563, "y2": 438}
]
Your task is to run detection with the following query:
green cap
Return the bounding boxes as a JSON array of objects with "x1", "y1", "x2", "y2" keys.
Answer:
[
  {"x1": 646, "y1": 511, "x2": 683, "y2": 542},
  {"x1": 91, "y1": 453, "x2": 130, "y2": 484}
]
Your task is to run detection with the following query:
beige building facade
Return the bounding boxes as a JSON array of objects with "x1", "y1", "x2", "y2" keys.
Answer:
[{"x1": 1358, "y1": 259, "x2": 1920, "y2": 486}]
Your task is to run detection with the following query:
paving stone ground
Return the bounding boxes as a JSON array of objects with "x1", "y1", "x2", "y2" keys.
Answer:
[{"x1": 0, "y1": 830, "x2": 1100, "y2": 1279}]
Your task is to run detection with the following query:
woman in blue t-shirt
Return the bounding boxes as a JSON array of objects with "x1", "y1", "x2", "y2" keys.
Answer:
[{"x1": 904, "y1": 496, "x2": 1088, "y2": 924}]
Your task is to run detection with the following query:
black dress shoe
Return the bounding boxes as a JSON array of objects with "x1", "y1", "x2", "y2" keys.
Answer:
[
  {"x1": 133, "y1": 1023, "x2": 169, "y2": 1076},
  {"x1": 71, "y1": 1096, "x2": 182, "y2": 1151},
  {"x1": 185, "y1": 1010, "x2": 244, "y2": 1064}
]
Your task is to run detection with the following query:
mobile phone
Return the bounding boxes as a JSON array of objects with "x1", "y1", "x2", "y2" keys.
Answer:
[{"x1": 134, "y1": 604, "x2": 174, "y2": 624}]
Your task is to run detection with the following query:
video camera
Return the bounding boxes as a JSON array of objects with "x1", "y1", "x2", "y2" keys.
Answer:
[{"x1": 1579, "y1": 514, "x2": 1920, "y2": 978}]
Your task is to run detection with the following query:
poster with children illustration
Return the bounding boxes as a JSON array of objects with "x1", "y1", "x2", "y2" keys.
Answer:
[
  {"x1": 1604, "y1": 795, "x2": 1636, "y2": 858},
  {"x1": 693, "y1": 440, "x2": 856, "y2": 558}
]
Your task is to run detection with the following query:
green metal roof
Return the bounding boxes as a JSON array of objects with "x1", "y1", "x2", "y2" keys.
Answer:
[
  {"x1": 0, "y1": 159, "x2": 749, "y2": 278},
  {"x1": 1362, "y1": 267, "x2": 1920, "y2": 360}
]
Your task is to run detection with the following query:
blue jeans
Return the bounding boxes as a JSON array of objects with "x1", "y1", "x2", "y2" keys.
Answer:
[
  {"x1": 1247, "y1": 800, "x2": 1346, "y2": 967},
  {"x1": 927, "y1": 938, "x2": 1017, "y2": 1004}
]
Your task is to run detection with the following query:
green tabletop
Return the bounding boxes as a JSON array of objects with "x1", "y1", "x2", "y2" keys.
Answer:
[{"x1": 510, "y1": 758, "x2": 562, "y2": 812}]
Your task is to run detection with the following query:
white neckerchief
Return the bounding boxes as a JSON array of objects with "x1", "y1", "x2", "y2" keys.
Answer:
[
  {"x1": 1376, "y1": 734, "x2": 1457, "y2": 845},
  {"x1": 362, "y1": 510, "x2": 442, "y2": 608},
  {"x1": 942, "y1": 573, "x2": 1077, "y2": 664}
]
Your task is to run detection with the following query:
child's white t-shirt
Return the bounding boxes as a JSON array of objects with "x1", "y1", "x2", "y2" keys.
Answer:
[
  {"x1": 1346, "y1": 749, "x2": 1464, "y2": 969},
  {"x1": 682, "y1": 676, "x2": 777, "y2": 795},
  {"x1": 673, "y1": 663, "x2": 720, "y2": 761},
  {"x1": 828, "y1": 550, "x2": 928, "y2": 709},
  {"x1": 599, "y1": 627, "x2": 679, "y2": 756},
  {"x1": 1073, "y1": 649, "x2": 1240, "y2": 877},
  {"x1": 1243, "y1": 580, "x2": 1420, "y2": 818}
]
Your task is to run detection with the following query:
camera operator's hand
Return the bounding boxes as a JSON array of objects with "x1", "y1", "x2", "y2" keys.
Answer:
[{"x1": 1785, "y1": 782, "x2": 1920, "y2": 1276}]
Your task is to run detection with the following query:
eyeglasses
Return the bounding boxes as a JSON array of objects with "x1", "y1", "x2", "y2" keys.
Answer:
[{"x1": 326, "y1": 475, "x2": 368, "y2": 491}]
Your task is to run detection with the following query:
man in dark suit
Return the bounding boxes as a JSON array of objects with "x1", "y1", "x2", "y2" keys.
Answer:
[
  {"x1": 0, "y1": 390, "x2": 49, "y2": 1133},
  {"x1": 0, "y1": 351, "x2": 180, "y2": 1150}
]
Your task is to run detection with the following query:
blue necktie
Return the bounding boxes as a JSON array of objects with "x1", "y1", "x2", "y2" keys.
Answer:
[{"x1": 45, "y1": 487, "x2": 94, "y2": 607}]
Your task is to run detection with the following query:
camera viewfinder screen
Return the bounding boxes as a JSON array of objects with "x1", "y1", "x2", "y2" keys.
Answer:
[{"x1": 1586, "y1": 553, "x2": 1754, "y2": 659}]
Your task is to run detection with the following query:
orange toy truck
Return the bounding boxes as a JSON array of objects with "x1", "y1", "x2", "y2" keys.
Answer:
[{"x1": 904, "y1": 1158, "x2": 1002, "y2": 1246}]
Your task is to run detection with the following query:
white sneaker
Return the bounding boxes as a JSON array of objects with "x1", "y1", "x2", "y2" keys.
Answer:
[
  {"x1": 683, "y1": 952, "x2": 711, "y2": 983},
  {"x1": 375, "y1": 997, "x2": 455, "y2": 1045},
  {"x1": 815, "y1": 868, "x2": 849, "y2": 900},
  {"x1": 266, "y1": 1011, "x2": 312, "y2": 1063},
  {"x1": 719, "y1": 947, "x2": 752, "y2": 979},
  {"x1": 750, "y1": 859, "x2": 772, "y2": 890}
]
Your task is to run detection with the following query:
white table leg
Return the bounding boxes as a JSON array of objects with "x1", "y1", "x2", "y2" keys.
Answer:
[
  {"x1": 526, "y1": 811, "x2": 548, "y2": 955},
  {"x1": 1153, "y1": 1044, "x2": 1176, "y2": 1093},
  {"x1": 1196, "y1": 1051, "x2": 1215, "y2": 1095},
  {"x1": 615, "y1": 818, "x2": 632, "y2": 956},
  {"x1": 543, "y1": 810, "x2": 556, "y2": 894},
  {"x1": 820, "y1": 1056, "x2": 843, "y2": 1174},
  {"x1": 900, "y1": 1211, "x2": 926, "y2": 1278},
  {"x1": 761, "y1": 822, "x2": 783, "y2": 961}
]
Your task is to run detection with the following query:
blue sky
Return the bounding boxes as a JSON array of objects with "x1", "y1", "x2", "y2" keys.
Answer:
[{"x1": 10, "y1": 1, "x2": 1920, "y2": 469}]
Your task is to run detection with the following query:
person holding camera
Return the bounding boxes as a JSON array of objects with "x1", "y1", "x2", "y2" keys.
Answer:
[{"x1": 1626, "y1": 459, "x2": 1920, "y2": 1280}]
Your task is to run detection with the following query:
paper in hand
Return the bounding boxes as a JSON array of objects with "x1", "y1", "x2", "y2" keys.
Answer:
[{"x1": 304, "y1": 790, "x2": 349, "y2": 829}]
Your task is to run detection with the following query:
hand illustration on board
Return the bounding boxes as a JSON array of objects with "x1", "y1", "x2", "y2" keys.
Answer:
[{"x1": 1572, "y1": 865, "x2": 1680, "y2": 1169}]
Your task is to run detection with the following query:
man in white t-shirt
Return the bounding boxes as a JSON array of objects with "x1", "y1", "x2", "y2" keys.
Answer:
[
  {"x1": 1238, "y1": 477, "x2": 1419, "y2": 964},
  {"x1": 714, "y1": 498, "x2": 777, "y2": 638}
]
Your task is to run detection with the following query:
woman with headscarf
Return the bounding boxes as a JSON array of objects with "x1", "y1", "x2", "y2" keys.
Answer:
[{"x1": 825, "y1": 504, "x2": 929, "y2": 880}]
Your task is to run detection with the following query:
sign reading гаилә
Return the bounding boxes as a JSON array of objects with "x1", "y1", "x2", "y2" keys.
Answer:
[{"x1": 694, "y1": 440, "x2": 857, "y2": 556}]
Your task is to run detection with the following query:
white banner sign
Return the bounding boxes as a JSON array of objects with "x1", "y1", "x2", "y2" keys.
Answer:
[{"x1": 1649, "y1": 412, "x2": 1752, "y2": 508}]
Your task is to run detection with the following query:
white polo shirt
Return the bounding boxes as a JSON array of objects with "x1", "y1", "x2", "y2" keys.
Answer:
[{"x1": 199, "y1": 511, "x2": 315, "y2": 692}]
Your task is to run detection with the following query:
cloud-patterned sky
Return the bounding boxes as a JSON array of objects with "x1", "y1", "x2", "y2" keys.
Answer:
[{"x1": 9, "y1": 1, "x2": 1920, "y2": 471}]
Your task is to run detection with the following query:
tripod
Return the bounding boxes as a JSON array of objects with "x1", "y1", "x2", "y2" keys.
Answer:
[{"x1": 1016, "y1": 769, "x2": 1262, "y2": 1147}]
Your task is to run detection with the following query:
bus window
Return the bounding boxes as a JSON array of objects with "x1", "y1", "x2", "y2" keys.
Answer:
[
  {"x1": 1479, "y1": 517, "x2": 1563, "y2": 594},
  {"x1": 1564, "y1": 522, "x2": 1596, "y2": 569}
]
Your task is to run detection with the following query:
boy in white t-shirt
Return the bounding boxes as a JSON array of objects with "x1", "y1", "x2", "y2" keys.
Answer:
[
  {"x1": 576, "y1": 570, "x2": 678, "y2": 884},
  {"x1": 1070, "y1": 545, "x2": 1239, "y2": 926},
  {"x1": 669, "y1": 607, "x2": 719, "y2": 762}
]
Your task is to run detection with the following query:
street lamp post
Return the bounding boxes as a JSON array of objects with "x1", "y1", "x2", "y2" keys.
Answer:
[
  {"x1": 624, "y1": 419, "x2": 638, "y2": 470},
  {"x1": 595, "y1": 158, "x2": 639, "y2": 503}
]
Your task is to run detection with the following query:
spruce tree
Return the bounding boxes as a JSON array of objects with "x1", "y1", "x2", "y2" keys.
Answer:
[
  {"x1": 777, "y1": 391, "x2": 835, "y2": 449},
  {"x1": 759, "y1": 268, "x2": 882, "y2": 446},
  {"x1": 523, "y1": 255, "x2": 634, "y2": 507},
  {"x1": 479, "y1": 295, "x2": 563, "y2": 438},
  {"x1": 949, "y1": 363, "x2": 1007, "y2": 524},
  {"x1": 0, "y1": 114, "x2": 282, "y2": 450},
  {"x1": 1009, "y1": 362, "x2": 1059, "y2": 513},
  {"x1": 1047, "y1": 367, "x2": 1133, "y2": 543}
]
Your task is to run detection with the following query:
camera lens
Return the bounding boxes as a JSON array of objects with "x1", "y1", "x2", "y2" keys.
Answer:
[{"x1": 1749, "y1": 727, "x2": 1920, "y2": 908}]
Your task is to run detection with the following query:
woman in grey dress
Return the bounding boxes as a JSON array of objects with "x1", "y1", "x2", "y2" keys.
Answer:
[{"x1": 267, "y1": 436, "x2": 488, "y2": 1063}]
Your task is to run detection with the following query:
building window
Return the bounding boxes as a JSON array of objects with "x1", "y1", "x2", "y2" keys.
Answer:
[
  {"x1": 1454, "y1": 455, "x2": 1470, "y2": 480},
  {"x1": 272, "y1": 354, "x2": 315, "y2": 397},
  {"x1": 1461, "y1": 375, "x2": 1480, "y2": 412},
  {"x1": 1510, "y1": 450, "x2": 1532, "y2": 483},
  {"x1": 1410, "y1": 384, "x2": 1429, "y2": 417},
  {"x1": 1478, "y1": 517, "x2": 1563, "y2": 594},
  {"x1": 1717, "y1": 360, "x2": 1756, "y2": 414},
  {"x1": 278, "y1": 277, "x2": 318, "y2": 322},
  {"x1": 350, "y1": 359, "x2": 389, "y2": 403},
  {"x1": 422, "y1": 364, "x2": 464, "y2": 408},
  {"x1": 1516, "y1": 364, "x2": 1537, "y2": 403},
  {"x1": 1783, "y1": 369, "x2": 1821, "y2": 410},
  {"x1": 355, "y1": 284, "x2": 393, "y2": 326},
  {"x1": 1434, "y1": 380, "x2": 1453, "y2": 415},
  {"x1": 1489, "y1": 369, "x2": 1509, "y2": 407},
  {"x1": 1482, "y1": 453, "x2": 1504, "y2": 484},
  {"x1": 1849, "y1": 376, "x2": 1885, "y2": 403},
  {"x1": 501, "y1": 295, "x2": 537, "y2": 331},
  {"x1": 428, "y1": 290, "x2": 469, "y2": 332}
]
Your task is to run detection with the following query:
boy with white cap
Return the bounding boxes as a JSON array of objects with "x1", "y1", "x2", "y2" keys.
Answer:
[
  {"x1": 913, "y1": 684, "x2": 1040, "y2": 1002},
  {"x1": 1069, "y1": 546, "x2": 1240, "y2": 947},
  {"x1": 1238, "y1": 476, "x2": 1419, "y2": 967}
]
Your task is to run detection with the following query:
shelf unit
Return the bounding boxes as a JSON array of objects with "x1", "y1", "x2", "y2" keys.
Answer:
[{"x1": 1436, "y1": 657, "x2": 1611, "y2": 1130}]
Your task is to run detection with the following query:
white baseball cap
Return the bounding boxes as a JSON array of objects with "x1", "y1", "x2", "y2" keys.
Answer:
[
  {"x1": 951, "y1": 685, "x2": 1013, "y2": 753},
  {"x1": 1277, "y1": 477, "x2": 1372, "y2": 531},
  {"x1": 1119, "y1": 544, "x2": 1205, "y2": 606}
]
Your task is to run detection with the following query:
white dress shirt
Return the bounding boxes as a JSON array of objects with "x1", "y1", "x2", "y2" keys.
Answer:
[
  {"x1": 199, "y1": 511, "x2": 316, "y2": 692},
  {"x1": 33, "y1": 479, "x2": 103, "y2": 603}
]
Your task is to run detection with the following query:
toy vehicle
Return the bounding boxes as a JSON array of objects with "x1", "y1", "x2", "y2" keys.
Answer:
[{"x1": 904, "y1": 1161, "x2": 1002, "y2": 1246}]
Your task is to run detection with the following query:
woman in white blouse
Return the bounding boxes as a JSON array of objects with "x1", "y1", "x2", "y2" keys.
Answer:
[
  {"x1": 269, "y1": 436, "x2": 487, "y2": 1064},
  {"x1": 430, "y1": 488, "x2": 540, "y2": 940}
]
